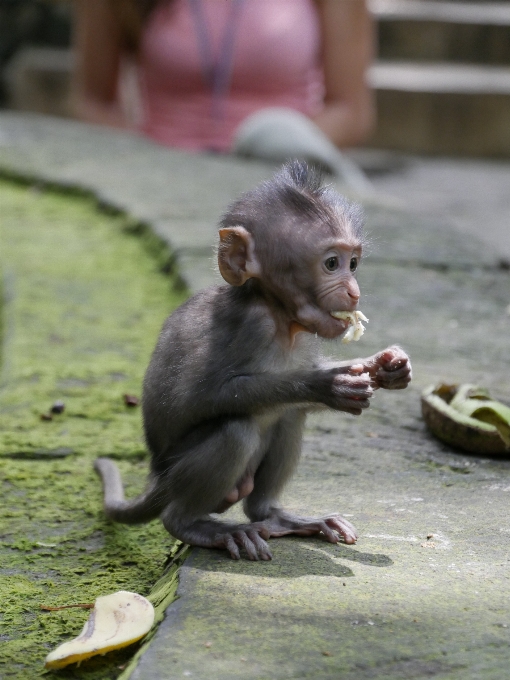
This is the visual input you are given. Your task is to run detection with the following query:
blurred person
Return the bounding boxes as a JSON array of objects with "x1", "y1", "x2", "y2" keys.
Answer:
[{"x1": 72, "y1": 0, "x2": 375, "y2": 186}]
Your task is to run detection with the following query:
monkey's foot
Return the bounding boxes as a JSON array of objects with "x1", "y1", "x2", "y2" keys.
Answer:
[
  {"x1": 162, "y1": 514, "x2": 272, "y2": 561},
  {"x1": 213, "y1": 524, "x2": 272, "y2": 561},
  {"x1": 255, "y1": 509, "x2": 358, "y2": 545}
]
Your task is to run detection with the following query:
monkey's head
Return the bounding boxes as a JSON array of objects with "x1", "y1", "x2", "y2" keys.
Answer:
[{"x1": 218, "y1": 161, "x2": 365, "y2": 340}]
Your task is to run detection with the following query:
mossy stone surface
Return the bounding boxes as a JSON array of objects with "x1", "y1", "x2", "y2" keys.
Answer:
[{"x1": 0, "y1": 179, "x2": 186, "y2": 679}]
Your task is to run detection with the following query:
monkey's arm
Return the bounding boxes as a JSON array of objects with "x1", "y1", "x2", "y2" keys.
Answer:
[{"x1": 208, "y1": 366, "x2": 373, "y2": 417}]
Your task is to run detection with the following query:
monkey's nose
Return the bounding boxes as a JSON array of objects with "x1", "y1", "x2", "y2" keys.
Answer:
[{"x1": 347, "y1": 280, "x2": 360, "y2": 302}]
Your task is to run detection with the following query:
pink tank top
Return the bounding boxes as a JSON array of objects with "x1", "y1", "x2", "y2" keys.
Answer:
[{"x1": 137, "y1": 0, "x2": 324, "y2": 152}]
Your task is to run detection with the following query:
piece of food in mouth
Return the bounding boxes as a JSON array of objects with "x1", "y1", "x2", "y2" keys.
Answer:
[
  {"x1": 330, "y1": 310, "x2": 369, "y2": 343},
  {"x1": 44, "y1": 591, "x2": 155, "y2": 670}
]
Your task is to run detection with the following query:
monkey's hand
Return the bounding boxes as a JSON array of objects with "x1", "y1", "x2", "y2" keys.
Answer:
[
  {"x1": 319, "y1": 367, "x2": 374, "y2": 416},
  {"x1": 359, "y1": 345, "x2": 412, "y2": 390}
]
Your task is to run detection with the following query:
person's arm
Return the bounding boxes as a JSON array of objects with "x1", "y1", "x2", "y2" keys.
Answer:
[
  {"x1": 313, "y1": 0, "x2": 376, "y2": 148},
  {"x1": 72, "y1": 0, "x2": 128, "y2": 128}
]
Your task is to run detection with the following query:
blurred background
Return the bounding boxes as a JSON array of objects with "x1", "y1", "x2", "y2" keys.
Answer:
[{"x1": 1, "y1": 0, "x2": 510, "y2": 157}]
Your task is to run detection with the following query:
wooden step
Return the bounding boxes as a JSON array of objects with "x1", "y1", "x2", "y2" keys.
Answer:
[
  {"x1": 371, "y1": 61, "x2": 510, "y2": 93},
  {"x1": 370, "y1": 0, "x2": 510, "y2": 64},
  {"x1": 368, "y1": 60, "x2": 510, "y2": 156},
  {"x1": 371, "y1": 0, "x2": 510, "y2": 25},
  {"x1": 4, "y1": 46, "x2": 73, "y2": 117}
]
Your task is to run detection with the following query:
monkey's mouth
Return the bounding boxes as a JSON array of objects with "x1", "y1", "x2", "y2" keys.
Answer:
[
  {"x1": 327, "y1": 313, "x2": 349, "y2": 331},
  {"x1": 329, "y1": 310, "x2": 369, "y2": 343}
]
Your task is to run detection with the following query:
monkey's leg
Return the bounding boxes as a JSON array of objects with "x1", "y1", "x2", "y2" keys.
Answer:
[
  {"x1": 243, "y1": 409, "x2": 306, "y2": 520},
  {"x1": 159, "y1": 417, "x2": 273, "y2": 561},
  {"x1": 244, "y1": 410, "x2": 358, "y2": 545}
]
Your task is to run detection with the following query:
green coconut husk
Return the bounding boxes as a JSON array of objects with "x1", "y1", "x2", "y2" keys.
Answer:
[{"x1": 421, "y1": 383, "x2": 510, "y2": 455}]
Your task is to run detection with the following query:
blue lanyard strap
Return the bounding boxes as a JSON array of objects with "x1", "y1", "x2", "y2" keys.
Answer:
[{"x1": 188, "y1": 0, "x2": 245, "y2": 119}]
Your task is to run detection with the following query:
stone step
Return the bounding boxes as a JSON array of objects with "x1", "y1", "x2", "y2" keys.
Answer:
[
  {"x1": 372, "y1": 0, "x2": 510, "y2": 25},
  {"x1": 368, "y1": 60, "x2": 510, "y2": 156},
  {"x1": 371, "y1": 60, "x2": 510, "y2": 94},
  {"x1": 4, "y1": 46, "x2": 73, "y2": 117},
  {"x1": 370, "y1": 0, "x2": 510, "y2": 64}
]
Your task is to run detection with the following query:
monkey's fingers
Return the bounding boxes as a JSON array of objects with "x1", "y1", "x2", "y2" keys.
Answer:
[
  {"x1": 377, "y1": 363, "x2": 410, "y2": 379},
  {"x1": 384, "y1": 357, "x2": 410, "y2": 372},
  {"x1": 249, "y1": 523, "x2": 271, "y2": 541},
  {"x1": 342, "y1": 389, "x2": 373, "y2": 402},
  {"x1": 323, "y1": 515, "x2": 358, "y2": 544},
  {"x1": 378, "y1": 347, "x2": 410, "y2": 370},
  {"x1": 224, "y1": 534, "x2": 241, "y2": 560},
  {"x1": 266, "y1": 514, "x2": 358, "y2": 545},
  {"x1": 314, "y1": 520, "x2": 341, "y2": 543},
  {"x1": 334, "y1": 393, "x2": 372, "y2": 414},
  {"x1": 233, "y1": 531, "x2": 260, "y2": 561},
  {"x1": 333, "y1": 372, "x2": 372, "y2": 391},
  {"x1": 246, "y1": 529, "x2": 272, "y2": 561},
  {"x1": 380, "y1": 344, "x2": 406, "y2": 359},
  {"x1": 380, "y1": 378, "x2": 411, "y2": 390},
  {"x1": 376, "y1": 364, "x2": 412, "y2": 389},
  {"x1": 342, "y1": 400, "x2": 371, "y2": 416},
  {"x1": 232, "y1": 529, "x2": 272, "y2": 561},
  {"x1": 330, "y1": 363, "x2": 364, "y2": 376},
  {"x1": 332, "y1": 376, "x2": 373, "y2": 413}
]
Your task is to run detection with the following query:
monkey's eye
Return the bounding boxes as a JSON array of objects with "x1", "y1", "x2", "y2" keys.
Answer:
[
  {"x1": 350, "y1": 257, "x2": 358, "y2": 272},
  {"x1": 324, "y1": 256, "x2": 339, "y2": 272}
]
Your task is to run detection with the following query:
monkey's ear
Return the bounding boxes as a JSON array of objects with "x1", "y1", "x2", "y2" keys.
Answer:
[{"x1": 218, "y1": 226, "x2": 261, "y2": 286}]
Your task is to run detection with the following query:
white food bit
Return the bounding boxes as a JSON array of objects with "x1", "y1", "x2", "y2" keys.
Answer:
[
  {"x1": 342, "y1": 324, "x2": 356, "y2": 343},
  {"x1": 44, "y1": 591, "x2": 155, "y2": 670},
  {"x1": 329, "y1": 310, "x2": 369, "y2": 343}
]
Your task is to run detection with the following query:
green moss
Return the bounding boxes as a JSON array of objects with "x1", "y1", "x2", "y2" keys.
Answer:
[{"x1": 0, "y1": 179, "x2": 189, "y2": 678}]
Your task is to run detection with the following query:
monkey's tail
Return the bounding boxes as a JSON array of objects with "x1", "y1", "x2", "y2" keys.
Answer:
[{"x1": 94, "y1": 457, "x2": 164, "y2": 524}]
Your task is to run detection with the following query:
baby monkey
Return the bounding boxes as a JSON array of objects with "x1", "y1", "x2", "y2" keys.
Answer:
[{"x1": 95, "y1": 161, "x2": 412, "y2": 561}]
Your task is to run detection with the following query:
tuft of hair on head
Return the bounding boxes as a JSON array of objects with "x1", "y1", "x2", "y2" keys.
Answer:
[
  {"x1": 270, "y1": 160, "x2": 328, "y2": 219},
  {"x1": 275, "y1": 160, "x2": 365, "y2": 241},
  {"x1": 280, "y1": 159, "x2": 325, "y2": 196},
  {"x1": 219, "y1": 160, "x2": 366, "y2": 248}
]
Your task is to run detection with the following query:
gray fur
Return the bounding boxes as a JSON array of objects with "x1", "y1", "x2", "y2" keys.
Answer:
[{"x1": 94, "y1": 161, "x2": 411, "y2": 560}]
